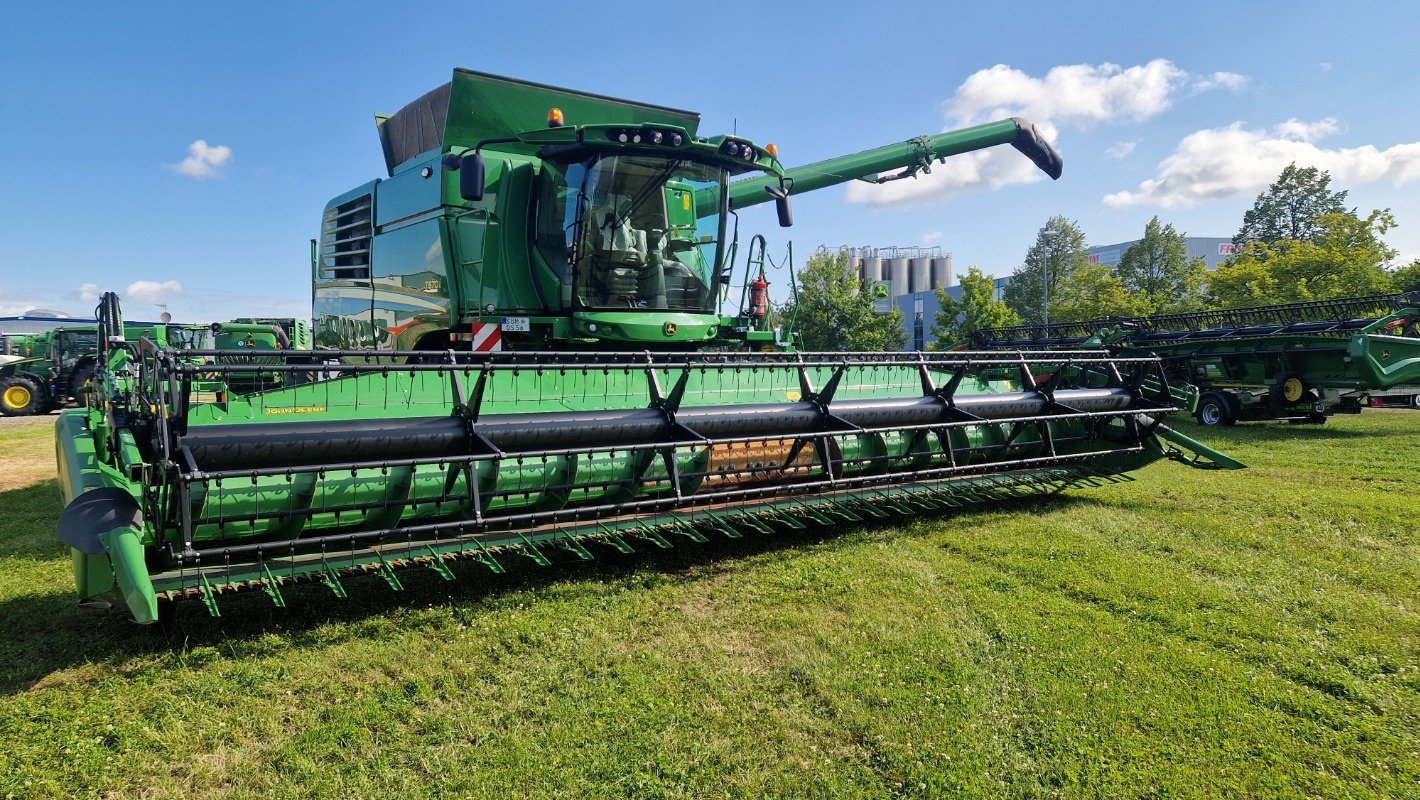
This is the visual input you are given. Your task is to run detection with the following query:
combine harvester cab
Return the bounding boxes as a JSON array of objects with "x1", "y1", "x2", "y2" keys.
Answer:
[
  {"x1": 972, "y1": 293, "x2": 1420, "y2": 426},
  {"x1": 54, "y1": 71, "x2": 1243, "y2": 624}
]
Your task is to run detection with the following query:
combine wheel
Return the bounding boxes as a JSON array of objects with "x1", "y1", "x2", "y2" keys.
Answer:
[
  {"x1": 1411, "y1": 395, "x2": 1420, "y2": 410},
  {"x1": 0, "y1": 376, "x2": 43, "y2": 416},
  {"x1": 1195, "y1": 393, "x2": 1236, "y2": 427}
]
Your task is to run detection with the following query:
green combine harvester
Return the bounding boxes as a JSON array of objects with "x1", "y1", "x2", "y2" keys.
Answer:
[
  {"x1": 54, "y1": 70, "x2": 1240, "y2": 624},
  {"x1": 971, "y1": 293, "x2": 1420, "y2": 425}
]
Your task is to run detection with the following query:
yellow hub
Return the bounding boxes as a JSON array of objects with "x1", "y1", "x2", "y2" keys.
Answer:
[
  {"x1": 3, "y1": 385, "x2": 32, "y2": 410},
  {"x1": 1281, "y1": 377, "x2": 1305, "y2": 403}
]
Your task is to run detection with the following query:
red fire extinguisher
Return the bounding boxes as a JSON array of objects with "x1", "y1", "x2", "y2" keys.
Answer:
[{"x1": 749, "y1": 271, "x2": 769, "y2": 326}]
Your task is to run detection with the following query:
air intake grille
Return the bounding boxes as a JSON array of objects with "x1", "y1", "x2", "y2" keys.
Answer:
[{"x1": 320, "y1": 194, "x2": 373, "y2": 279}]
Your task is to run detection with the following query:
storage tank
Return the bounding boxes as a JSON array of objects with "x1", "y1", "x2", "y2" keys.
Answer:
[
  {"x1": 909, "y1": 257, "x2": 931, "y2": 294},
  {"x1": 861, "y1": 256, "x2": 884, "y2": 286},
  {"x1": 888, "y1": 257, "x2": 910, "y2": 296},
  {"x1": 846, "y1": 254, "x2": 863, "y2": 282},
  {"x1": 931, "y1": 255, "x2": 954, "y2": 289}
]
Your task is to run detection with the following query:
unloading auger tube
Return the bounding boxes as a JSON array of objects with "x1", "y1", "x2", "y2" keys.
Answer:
[{"x1": 56, "y1": 318, "x2": 1242, "y2": 624}]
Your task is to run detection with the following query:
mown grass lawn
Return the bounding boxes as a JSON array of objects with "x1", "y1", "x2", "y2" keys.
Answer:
[{"x1": 0, "y1": 411, "x2": 1416, "y2": 799}]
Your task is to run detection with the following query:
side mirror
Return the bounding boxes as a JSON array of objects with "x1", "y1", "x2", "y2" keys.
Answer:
[
  {"x1": 460, "y1": 153, "x2": 485, "y2": 202},
  {"x1": 764, "y1": 184, "x2": 793, "y2": 228}
]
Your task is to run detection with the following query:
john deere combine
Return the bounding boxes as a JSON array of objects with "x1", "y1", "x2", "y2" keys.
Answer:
[
  {"x1": 55, "y1": 70, "x2": 1240, "y2": 623},
  {"x1": 971, "y1": 293, "x2": 1420, "y2": 425}
]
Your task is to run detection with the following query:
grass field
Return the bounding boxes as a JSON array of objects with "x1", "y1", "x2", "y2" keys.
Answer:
[{"x1": 0, "y1": 411, "x2": 1416, "y2": 798}]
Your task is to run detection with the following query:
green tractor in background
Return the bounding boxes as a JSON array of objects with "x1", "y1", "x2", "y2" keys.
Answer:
[
  {"x1": 0, "y1": 323, "x2": 196, "y2": 416},
  {"x1": 1, "y1": 318, "x2": 307, "y2": 416}
]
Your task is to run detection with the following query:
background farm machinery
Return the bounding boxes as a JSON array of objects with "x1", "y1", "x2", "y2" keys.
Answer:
[
  {"x1": 971, "y1": 293, "x2": 1420, "y2": 425},
  {"x1": 0, "y1": 318, "x2": 308, "y2": 416}
]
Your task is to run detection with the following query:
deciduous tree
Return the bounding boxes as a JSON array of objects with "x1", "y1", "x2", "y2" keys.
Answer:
[
  {"x1": 786, "y1": 249, "x2": 906, "y2": 351},
  {"x1": 1234, "y1": 163, "x2": 1350, "y2": 247},
  {"x1": 929, "y1": 266, "x2": 1019, "y2": 348},
  {"x1": 1051, "y1": 262, "x2": 1150, "y2": 322},
  {"x1": 1116, "y1": 216, "x2": 1205, "y2": 313},
  {"x1": 1004, "y1": 216, "x2": 1090, "y2": 325},
  {"x1": 1208, "y1": 210, "x2": 1398, "y2": 307},
  {"x1": 1390, "y1": 260, "x2": 1420, "y2": 294}
]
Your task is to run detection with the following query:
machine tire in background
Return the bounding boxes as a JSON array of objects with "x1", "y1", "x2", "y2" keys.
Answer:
[
  {"x1": 69, "y1": 361, "x2": 97, "y2": 402},
  {"x1": 0, "y1": 375, "x2": 43, "y2": 416},
  {"x1": 1196, "y1": 392, "x2": 1236, "y2": 427}
]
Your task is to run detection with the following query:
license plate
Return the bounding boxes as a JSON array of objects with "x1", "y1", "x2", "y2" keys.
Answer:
[{"x1": 501, "y1": 317, "x2": 530, "y2": 332}]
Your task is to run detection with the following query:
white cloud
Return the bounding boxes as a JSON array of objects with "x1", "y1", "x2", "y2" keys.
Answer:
[
  {"x1": 943, "y1": 60, "x2": 1243, "y2": 129},
  {"x1": 1192, "y1": 71, "x2": 1249, "y2": 93},
  {"x1": 166, "y1": 140, "x2": 232, "y2": 179},
  {"x1": 1103, "y1": 119, "x2": 1420, "y2": 209},
  {"x1": 921, "y1": 231, "x2": 943, "y2": 244},
  {"x1": 77, "y1": 282, "x2": 104, "y2": 304},
  {"x1": 1105, "y1": 140, "x2": 1139, "y2": 160},
  {"x1": 1273, "y1": 117, "x2": 1342, "y2": 143},
  {"x1": 124, "y1": 280, "x2": 184, "y2": 305},
  {"x1": 1320, "y1": 62, "x2": 1333, "y2": 73},
  {"x1": 847, "y1": 60, "x2": 1248, "y2": 209}
]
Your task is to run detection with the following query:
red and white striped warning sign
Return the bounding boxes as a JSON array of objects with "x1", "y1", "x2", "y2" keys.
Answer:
[{"x1": 449, "y1": 322, "x2": 502, "y2": 351}]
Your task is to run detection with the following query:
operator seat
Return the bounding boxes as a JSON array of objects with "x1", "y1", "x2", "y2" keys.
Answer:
[{"x1": 588, "y1": 197, "x2": 650, "y2": 305}]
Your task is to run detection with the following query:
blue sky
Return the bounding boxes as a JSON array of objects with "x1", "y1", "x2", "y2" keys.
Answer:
[{"x1": 2, "y1": 1, "x2": 1418, "y2": 320}]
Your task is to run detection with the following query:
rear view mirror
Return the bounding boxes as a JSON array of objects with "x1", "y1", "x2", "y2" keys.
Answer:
[
  {"x1": 460, "y1": 153, "x2": 486, "y2": 202},
  {"x1": 764, "y1": 184, "x2": 793, "y2": 228}
]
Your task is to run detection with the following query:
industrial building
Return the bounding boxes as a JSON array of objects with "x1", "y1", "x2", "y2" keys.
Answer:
[
  {"x1": 833, "y1": 246, "x2": 954, "y2": 351},
  {"x1": 1085, "y1": 236, "x2": 1235, "y2": 271}
]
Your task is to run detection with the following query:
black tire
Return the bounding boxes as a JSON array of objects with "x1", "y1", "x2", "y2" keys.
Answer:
[
  {"x1": 0, "y1": 375, "x2": 44, "y2": 416},
  {"x1": 69, "y1": 361, "x2": 97, "y2": 401},
  {"x1": 1196, "y1": 393, "x2": 1236, "y2": 427},
  {"x1": 1411, "y1": 395, "x2": 1420, "y2": 410}
]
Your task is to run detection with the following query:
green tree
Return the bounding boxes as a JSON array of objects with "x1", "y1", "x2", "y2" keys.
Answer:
[
  {"x1": 1116, "y1": 216, "x2": 1206, "y2": 314},
  {"x1": 1390, "y1": 260, "x2": 1420, "y2": 293},
  {"x1": 787, "y1": 249, "x2": 906, "y2": 351},
  {"x1": 1051, "y1": 262, "x2": 1150, "y2": 322},
  {"x1": 1003, "y1": 216, "x2": 1090, "y2": 325},
  {"x1": 1207, "y1": 210, "x2": 1398, "y2": 307},
  {"x1": 928, "y1": 266, "x2": 1019, "y2": 348},
  {"x1": 1234, "y1": 163, "x2": 1350, "y2": 247}
]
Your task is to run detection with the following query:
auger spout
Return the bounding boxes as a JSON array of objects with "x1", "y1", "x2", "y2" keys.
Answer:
[{"x1": 727, "y1": 117, "x2": 1061, "y2": 210}]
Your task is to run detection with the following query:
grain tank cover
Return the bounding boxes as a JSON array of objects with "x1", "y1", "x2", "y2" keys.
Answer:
[{"x1": 376, "y1": 69, "x2": 702, "y2": 175}]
